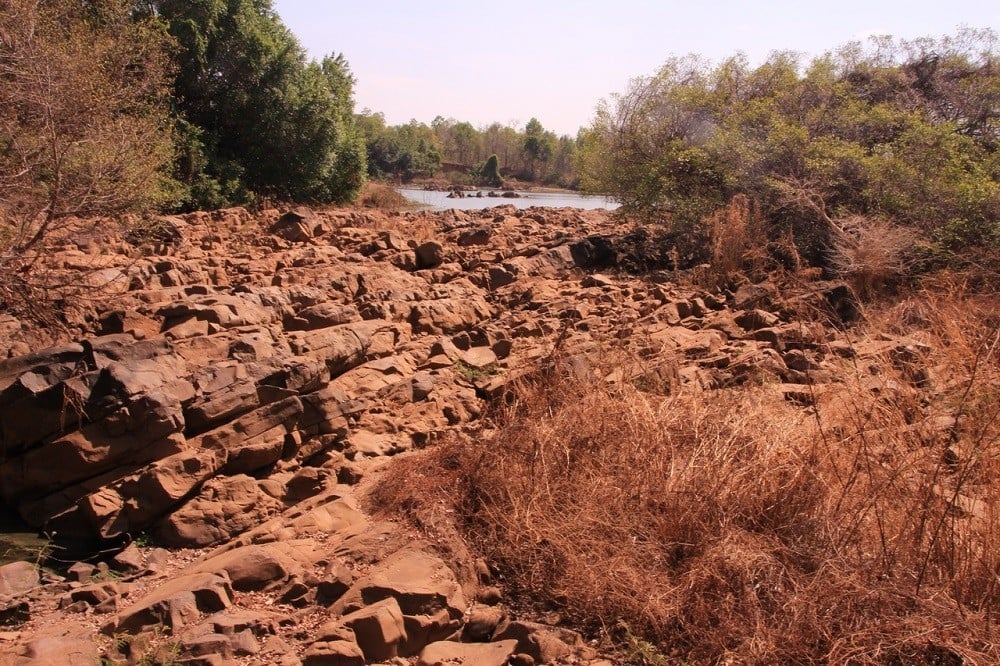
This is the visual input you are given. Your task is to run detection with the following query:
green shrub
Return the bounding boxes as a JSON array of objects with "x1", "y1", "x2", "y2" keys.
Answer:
[{"x1": 581, "y1": 29, "x2": 999, "y2": 269}]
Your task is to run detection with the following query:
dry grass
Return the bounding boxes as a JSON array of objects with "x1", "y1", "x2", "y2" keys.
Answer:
[
  {"x1": 358, "y1": 182, "x2": 410, "y2": 210},
  {"x1": 708, "y1": 194, "x2": 768, "y2": 278},
  {"x1": 699, "y1": 194, "x2": 804, "y2": 289},
  {"x1": 374, "y1": 285, "x2": 1000, "y2": 664},
  {"x1": 829, "y1": 216, "x2": 919, "y2": 297}
]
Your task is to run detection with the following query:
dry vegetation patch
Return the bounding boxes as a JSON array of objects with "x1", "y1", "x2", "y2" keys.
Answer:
[
  {"x1": 374, "y1": 287, "x2": 1000, "y2": 664},
  {"x1": 358, "y1": 182, "x2": 411, "y2": 210}
]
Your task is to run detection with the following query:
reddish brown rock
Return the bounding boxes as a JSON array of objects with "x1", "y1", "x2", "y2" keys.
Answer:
[
  {"x1": 334, "y1": 547, "x2": 467, "y2": 655},
  {"x1": 0, "y1": 562, "x2": 39, "y2": 597},
  {"x1": 191, "y1": 541, "x2": 319, "y2": 591},
  {"x1": 108, "y1": 571, "x2": 233, "y2": 634},
  {"x1": 154, "y1": 475, "x2": 283, "y2": 547},
  {"x1": 418, "y1": 639, "x2": 519, "y2": 666},
  {"x1": 339, "y1": 597, "x2": 408, "y2": 662},
  {"x1": 10, "y1": 630, "x2": 99, "y2": 666}
]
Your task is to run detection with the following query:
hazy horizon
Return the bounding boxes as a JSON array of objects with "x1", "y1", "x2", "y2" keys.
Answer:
[{"x1": 274, "y1": 1, "x2": 998, "y2": 136}]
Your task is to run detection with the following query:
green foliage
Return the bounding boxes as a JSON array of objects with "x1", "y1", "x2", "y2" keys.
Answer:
[
  {"x1": 362, "y1": 114, "x2": 580, "y2": 187},
  {"x1": 582, "y1": 29, "x2": 1000, "y2": 263},
  {"x1": 617, "y1": 622, "x2": 671, "y2": 665},
  {"x1": 478, "y1": 154, "x2": 503, "y2": 187},
  {"x1": 522, "y1": 117, "x2": 557, "y2": 181},
  {"x1": 360, "y1": 116, "x2": 442, "y2": 180},
  {"x1": 453, "y1": 359, "x2": 500, "y2": 382},
  {"x1": 154, "y1": 0, "x2": 366, "y2": 208}
]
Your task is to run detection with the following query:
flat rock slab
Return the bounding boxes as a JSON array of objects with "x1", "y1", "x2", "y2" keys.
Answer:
[
  {"x1": 418, "y1": 639, "x2": 519, "y2": 666},
  {"x1": 0, "y1": 562, "x2": 39, "y2": 598},
  {"x1": 9, "y1": 630, "x2": 99, "y2": 666},
  {"x1": 106, "y1": 571, "x2": 233, "y2": 634}
]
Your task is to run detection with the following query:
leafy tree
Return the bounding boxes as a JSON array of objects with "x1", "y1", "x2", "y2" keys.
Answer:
[
  {"x1": 523, "y1": 117, "x2": 556, "y2": 180},
  {"x1": 483, "y1": 122, "x2": 523, "y2": 172},
  {"x1": 450, "y1": 121, "x2": 481, "y2": 166},
  {"x1": 548, "y1": 135, "x2": 581, "y2": 188},
  {"x1": 153, "y1": 0, "x2": 365, "y2": 207},
  {"x1": 431, "y1": 117, "x2": 482, "y2": 166},
  {"x1": 0, "y1": 0, "x2": 176, "y2": 258}
]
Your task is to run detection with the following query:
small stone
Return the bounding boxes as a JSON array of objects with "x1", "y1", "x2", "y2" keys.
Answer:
[
  {"x1": 464, "y1": 604, "x2": 506, "y2": 641},
  {"x1": 66, "y1": 561, "x2": 96, "y2": 583}
]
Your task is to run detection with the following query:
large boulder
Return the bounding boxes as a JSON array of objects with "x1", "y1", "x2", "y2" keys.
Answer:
[
  {"x1": 154, "y1": 474, "x2": 283, "y2": 547},
  {"x1": 0, "y1": 561, "x2": 39, "y2": 597},
  {"x1": 0, "y1": 390, "x2": 186, "y2": 506},
  {"x1": 191, "y1": 541, "x2": 318, "y2": 591},
  {"x1": 107, "y1": 571, "x2": 234, "y2": 634},
  {"x1": 339, "y1": 597, "x2": 408, "y2": 662},
  {"x1": 190, "y1": 396, "x2": 304, "y2": 476},
  {"x1": 73, "y1": 447, "x2": 226, "y2": 540},
  {"x1": 334, "y1": 547, "x2": 467, "y2": 655},
  {"x1": 270, "y1": 207, "x2": 318, "y2": 243}
]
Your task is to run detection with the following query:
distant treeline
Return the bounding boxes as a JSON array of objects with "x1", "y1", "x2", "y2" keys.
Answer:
[{"x1": 357, "y1": 114, "x2": 582, "y2": 188}]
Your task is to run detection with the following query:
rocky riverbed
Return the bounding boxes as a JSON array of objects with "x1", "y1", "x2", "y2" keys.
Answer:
[{"x1": 0, "y1": 204, "x2": 935, "y2": 664}]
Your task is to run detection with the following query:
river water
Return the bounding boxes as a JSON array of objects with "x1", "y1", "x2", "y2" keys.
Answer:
[{"x1": 398, "y1": 188, "x2": 619, "y2": 211}]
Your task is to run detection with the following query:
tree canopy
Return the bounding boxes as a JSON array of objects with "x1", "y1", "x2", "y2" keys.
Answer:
[{"x1": 154, "y1": 0, "x2": 366, "y2": 208}]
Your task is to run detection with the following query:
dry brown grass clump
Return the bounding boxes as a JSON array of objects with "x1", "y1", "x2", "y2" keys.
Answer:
[
  {"x1": 375, "y1": 287, "x2": 1000, "y2": 664},
  {"x1": 358, "y1": 182, "x2": 410, "y2": 210},
  {"x1": 829, "y1": 216, "x2": 918, "y2": 297},
  {"x1": 707, "y1": 194, "x2": 771, "y2": 279}
]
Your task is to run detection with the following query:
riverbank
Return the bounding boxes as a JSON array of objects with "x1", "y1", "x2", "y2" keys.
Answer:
[{"x1": 0, "y1": 203, "x2": 996, "y2": 664}]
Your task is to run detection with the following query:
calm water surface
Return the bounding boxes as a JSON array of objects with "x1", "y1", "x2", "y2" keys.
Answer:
[{"x1": 398, "y1": 188, "x2": 619, "y2": 211}]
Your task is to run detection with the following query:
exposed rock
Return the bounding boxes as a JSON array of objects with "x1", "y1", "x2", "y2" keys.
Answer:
[
  {"x1": 10, "y1": 630, "x2": 100, "y2": 666},
  {"x1": 418, "y1": 639, "x2": 519, "y2": 666},
  {"x1": 493, "y1": 620, "x2": 596, "y2": 664},
  {"x1": 0, "y1": 562, "x2": 39, "y2": 597},
  {"x1": 334, "y1": 547, "x2": 466, "y2": 655},
  {"x1": 108, "y1": 571, "x2": 234, "y2": 634},
  {"x1": 154, "y1": 474, "x2": 283, "y2": 547},
  {"x1": 303, "y1": 638, "x2": 365, "y2": 666},
  {"x1": 191, "y1": 541, "x2": 315, "y2": 591},
  {"x1": 464, "y1": 604, "x2": 506, "y2": 641},
  {"x1": 415, "y1": 241, "x2": 445, "y2": 269},
  {"x1": 0, "y1": 204, "x2": 905, "y2": 665},
  {"x1": 270, "y1": 207, "x2": 317, "y2": 242},
  {"x1": 338, "y1": 597, "x2": 408, "y2": 662}
]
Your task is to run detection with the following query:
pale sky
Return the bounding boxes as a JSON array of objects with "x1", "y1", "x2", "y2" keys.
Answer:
[{"x1": 273, "y1": 1, "x2": 998, "y2": 136}]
